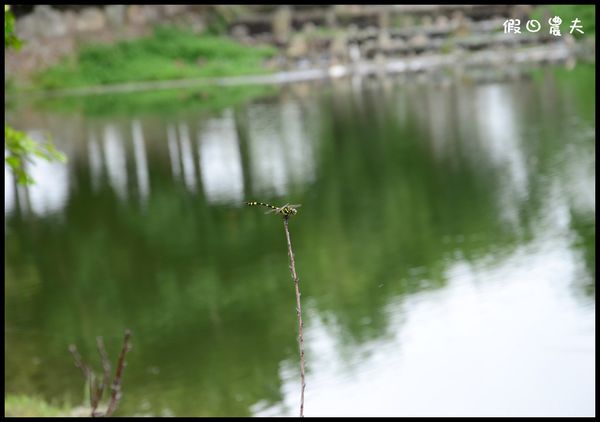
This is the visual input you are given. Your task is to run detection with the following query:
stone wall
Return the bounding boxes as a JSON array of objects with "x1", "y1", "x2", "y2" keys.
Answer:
[{"x1": 6, "y1": 4, "x2": 551, "y2": 83}]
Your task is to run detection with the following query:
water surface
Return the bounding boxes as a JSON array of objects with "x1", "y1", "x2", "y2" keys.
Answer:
[{"x1": 5, "y1": 64, "x2": 595, "y2": 416}]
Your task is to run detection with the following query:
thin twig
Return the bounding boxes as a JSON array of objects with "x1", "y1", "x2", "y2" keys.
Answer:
[
  {"x1": 105, "y1": 330, "x2": 132, "y2": 417},
  {"x1": 70, "y1": 344, "x2": 100, "y2": 416},
  {"x1": 88, "y1": 372, "x2": 101, "y2": 416},
  {"x1": 69, "y1": 331, "x2": 132, "y2": 417},
  {"x1": 283, "y1": 215, "x2": 306, "y2": 417},
  {"x1": 95, "y1": 336, "x2": 112, "y2": 415},
  {"x1": 68, "y1": 344, "x2": 89, "y2": 379}
]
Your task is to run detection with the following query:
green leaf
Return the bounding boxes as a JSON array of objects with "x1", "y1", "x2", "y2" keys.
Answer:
[{"x1": 5, "y1": 125, "x2": 68, "y2": 185}]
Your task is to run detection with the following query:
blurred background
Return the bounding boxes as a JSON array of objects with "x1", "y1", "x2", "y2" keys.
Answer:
[{"x1": 4, "y1": 4, "x2": 595, "y2": 417}]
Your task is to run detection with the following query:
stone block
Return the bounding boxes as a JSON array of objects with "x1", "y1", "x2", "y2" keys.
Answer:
[{"x1": 76, "y1": 7, "x2": 106, "y2": 32}]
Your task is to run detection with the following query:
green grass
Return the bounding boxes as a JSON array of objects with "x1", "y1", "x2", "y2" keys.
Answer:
[
  {"x1": 4, "y1": 394, "x2": 74, "y2": 417},
  {"x1": 33, "y1": 26, "x2": 278, "y2": 89}
]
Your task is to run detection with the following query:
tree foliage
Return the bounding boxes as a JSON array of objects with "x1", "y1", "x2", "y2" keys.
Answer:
[
  {"x1": 5, "y1": 125, "x2": 66, "y2": 185},
  {"x1": 5, "y1": 5, "x2": 66, "y2": 185},
  {"x1": 5, "y1": 5, "x2": 22, "y2": 50}
]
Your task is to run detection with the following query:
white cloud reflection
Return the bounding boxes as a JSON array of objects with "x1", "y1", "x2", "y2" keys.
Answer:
[
  {"x1": 103, "y1": 124, "x2": 128, "y2": 200},
  {"x1": 475, "y1": 84, "x2": 529, "y2": 228},
  {"x1": 132, "y1": 120, "x2": 151, "y2": 203},
  {"x1": 4, "y1": 131, "x2": 69, "y2": 217},
  {"x1": 255, "y1": 226, "x2": 594, "y2": 417},
  {"x1": 88, "y1": 132, "x2": 104, "y2": 192},
  {"x1": 26, "y1": 154, "x2": 69, "y2": 216},
  {"x1": 198, "y1": 109, "x2": 245, "y2": 204},
  {"x1": 178, "y1": 123, "x2": 198, "y2": 193},
  {"x1": 5, "y1": 161, "x2": 15, "y2": 214},
  {"x1": 247, "y1": 104, "x2": 289, "y2": 196},
  {"x1": 167, "y1": 124, "x2": 182, "y2": 181},
  {"x1": 246, "y1": 101, "x2": 316, "y2": 198}
]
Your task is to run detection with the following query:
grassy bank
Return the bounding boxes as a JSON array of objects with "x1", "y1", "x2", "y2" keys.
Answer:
[
  {"x1": 4, "y1": 394, "x2": 74, "y2": 417},
  {"x1": 32, "y1": 26, "x2": 278, "y2": 90},
  {"x1": 10, "y1": 26, "x2": 280, "y2": 116}
]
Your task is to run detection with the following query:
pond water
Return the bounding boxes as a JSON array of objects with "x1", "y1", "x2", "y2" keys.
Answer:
[{"x1": 5, "y1": 64, "x2": 595, "y2": 417}]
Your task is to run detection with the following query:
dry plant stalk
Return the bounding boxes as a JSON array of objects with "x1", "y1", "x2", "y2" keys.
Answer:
[
  {"x1": 283, "y1": 215, "x2": 306, "y2": 417},
  {"x1": 245, "y1": 201, "x2": 306, "y2": 417},
  {"x1": 69, "y1": 329, "x2": 132, "y2": 417}
]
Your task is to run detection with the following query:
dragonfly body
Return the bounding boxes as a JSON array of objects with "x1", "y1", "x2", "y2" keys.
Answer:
[{"x1": 245, "y1": 201, "x2": 301, "y2": 217}]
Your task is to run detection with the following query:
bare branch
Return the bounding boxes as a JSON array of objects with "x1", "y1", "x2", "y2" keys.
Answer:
[
  {"x1": 69, "y1": 330, "x2": 133, "y2": 417},
  {"x1": 105, "y1": 330, "x2": 132, "y2": 417},
  {"x1": 283, "y1": 216, "x2": 306, "y2": 417},
  {"x1": 68, "y1": 344, "x2": 89, "y2": 379},
  {"x1": 245, "y1": 203, "x2": 307, "y2": 417},
  {"x1": 69, "y1": 343, "x2": 98, "y2": 415},
  {"x1": 89, "y1": 371, "x2": 100, "y2": 416},
  {"x1": 96, "y1": 336, "x2": 112, "y2": 405}
]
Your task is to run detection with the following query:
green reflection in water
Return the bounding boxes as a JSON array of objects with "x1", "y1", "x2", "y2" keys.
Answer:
[
  {"x1": 5, "y1": 64, "x2": 595, "y2": 416},
  {"x1": 26, "y1": 84, "x2": 278, "y2": 118}
]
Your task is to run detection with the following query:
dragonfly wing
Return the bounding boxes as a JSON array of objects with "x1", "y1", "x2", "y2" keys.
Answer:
[
  {"x1": 265, "y1": 208, "x2": 278, "y2": 214},
  {"x1": 289, "y1": 204, "x2": 302, "y2": 208}
]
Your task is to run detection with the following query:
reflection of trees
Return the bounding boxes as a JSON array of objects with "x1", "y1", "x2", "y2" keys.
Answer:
[
  {"x1": 30, "y1": 85, "x2": 277, "y2": 118},
  {"x1": 5, "y1": 65, "x2": 595, "y2": 416},
  {"x1": 525, "y1": 64, "x2": 596, "y2": 293},
  {"x1": 300, "y1": 65, "x2": 595, "y2": 348},
  {"x1": 300, "y1": 89, "x2": 527, "y2": 348},
  {"x1": 5, "y1": 177, "x2": 299, "y2": 415},
  {"x1": 569, "y1": 210, "x2": 595, "y2": 298}
]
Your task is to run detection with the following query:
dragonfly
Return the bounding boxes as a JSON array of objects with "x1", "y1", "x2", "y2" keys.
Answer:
[{"x1": 245, "y1": 201, "x2": 302, "y2": 217}]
